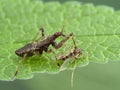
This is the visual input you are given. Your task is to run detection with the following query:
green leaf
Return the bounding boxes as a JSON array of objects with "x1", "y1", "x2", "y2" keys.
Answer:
[{"x1": 0, "y1": 0, "x2": 120, "y2": 81}]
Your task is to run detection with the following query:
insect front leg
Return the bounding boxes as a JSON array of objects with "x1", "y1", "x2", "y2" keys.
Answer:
[
  {"x1": 32, "y1": 27, "x2": 46, "y2": 43},
  {"x1": 48, "y1": 49, "x2": 58, "y2": 60},
  {"x1": 52, "y1": 33, "x2": 73, "y2": 49},
  {"x1": 40, "y1": 27, "x2": 45, "y2": 40},
  {"x1": 43, "y1": 46, "x2": 58, "y2": 60},
  {"x1": 47, "y1": 48, "x2": 60, "y2": 66}
]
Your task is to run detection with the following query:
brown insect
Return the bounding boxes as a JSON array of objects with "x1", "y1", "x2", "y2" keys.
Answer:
[
  {"x1": 58, "y1": 35, "x2": 82, "y2": 87},
  {"x1": 13, "y1": 27, "x2": 73, "y2": 79},
  {"x1": 59, "y1": 36, "x2": 82, "y2": 61}
]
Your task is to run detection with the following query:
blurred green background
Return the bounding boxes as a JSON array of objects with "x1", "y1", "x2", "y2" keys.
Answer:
[{"x1": 0, "y1": 0, "x2": 120, "y2": 90}]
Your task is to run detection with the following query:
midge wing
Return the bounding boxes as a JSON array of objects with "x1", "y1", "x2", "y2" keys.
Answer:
[
  {"x1": 59, "y1": 58, "x2": 74, "y2": 71},
  {"x1": 59, "y1": 58, "x2": 77, "y2": 88}
]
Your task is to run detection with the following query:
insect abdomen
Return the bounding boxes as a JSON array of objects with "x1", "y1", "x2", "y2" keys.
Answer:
[{"x1": 15, "y1": 43, "x2": 35, "y2": 57}]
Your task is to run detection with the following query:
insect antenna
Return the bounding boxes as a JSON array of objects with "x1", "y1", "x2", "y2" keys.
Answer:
[
  {"x1": 32, "y1": 29, "x2": 41, "y2": 43},
  {"x1": 60, "y1": 13, "x2": 69, "y2": 32},
  {"x1": 61, "y1": 24, "x2": 65, "y2": 33},
  {"x1": 32, "y1": 27, "x2": 45, "y2": 43},
  {"x1": 12, "y1": 54, "x2": 27, "y2": 80}
]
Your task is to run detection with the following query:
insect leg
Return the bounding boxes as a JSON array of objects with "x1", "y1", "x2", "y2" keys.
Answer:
[
  {"x1": 40, "y1": 27, "x2": 45, "y2": 40},
  {"x1": 52, "y1": 33, "x2": 73, "y2": 49},
  {"x1": 50, "y1": 49, "x2": 58, "y2": 60},
  {"x1": 35, "y1": 51, "x2": 42, "y2": 57},
  {"x1": 42, "y1": 46, "x2": 59, "y2": 66},
  {"x1": 45, "y1": 48, "x2": 58, "y2": 60},
  {"x1": 50, "y1": 49, "x2": 60, "y2": 66},
  {"x1": 61, "y1": 24, "x2": 65, "y2": 33},
  {"x1": 32, "y1": 30, "x2": 41, "y2": 43},
  {"x1": 72, "y1": 35, "x2": 77, "y2": 49},
  {"x1": 12, "y1": 54, "x2": 27, "y2": 80},
  {"x1": 72, "y1": 35, "x2": 82, "y2": 57},
  {"x1": 32, "y1": 27, "x2": 45, "y2": 43}
]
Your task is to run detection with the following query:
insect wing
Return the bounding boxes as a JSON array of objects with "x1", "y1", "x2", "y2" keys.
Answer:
[{"x1": 59, "y1": 58, "x2": 74, "y2": 71}]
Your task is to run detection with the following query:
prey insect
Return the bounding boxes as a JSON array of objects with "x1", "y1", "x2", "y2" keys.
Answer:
[
  {"x1": 13, "y1": 27, "x2": 73, "y2": 79},
  {"x1": 59, "y1": 35, "x2": 82, "y2": 61},
  {"x1": 58, "y1": 35, "x2": 82, "y2": 87}
]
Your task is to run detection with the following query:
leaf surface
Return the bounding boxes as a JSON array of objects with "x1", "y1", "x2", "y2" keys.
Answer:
[{"x1": 0, "y1": 0, "x2": 120, "y2": 80}]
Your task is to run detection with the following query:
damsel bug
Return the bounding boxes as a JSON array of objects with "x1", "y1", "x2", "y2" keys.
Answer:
[{"x1": 13, "y1": 27, "x2": 73, "y2": 79}]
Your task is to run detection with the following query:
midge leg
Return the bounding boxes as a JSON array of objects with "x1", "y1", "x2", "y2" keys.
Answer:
[
  {"x1": 49, "y1": 49, "x2": 58, "y2": 60},
  {"x1": 43, "y1": 46, "x2": 58, "y2": 60},
  {"x1": 72, "y1": 35, "x2": 82, "y2": 59}
]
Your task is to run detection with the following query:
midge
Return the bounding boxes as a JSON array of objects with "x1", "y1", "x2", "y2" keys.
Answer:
[
  {"x1": 13, "y1": 27, "x2": 73, "y2": 79},
  {"x1": 59, "y1": 36, "x2": 82, "y2": 61},
  {"x1": 58, "y1": 36, "x2": 82, "y2": 87}
]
